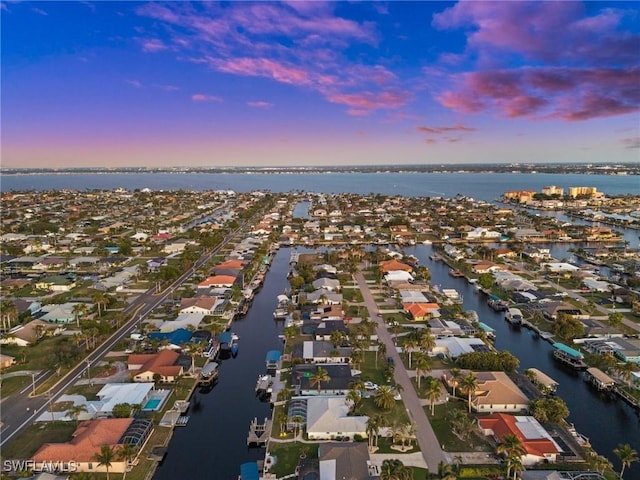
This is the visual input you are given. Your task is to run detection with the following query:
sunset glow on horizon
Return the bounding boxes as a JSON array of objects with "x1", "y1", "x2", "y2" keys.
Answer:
[{"x1": 2, "y1": 1, "x2": 639, "y2": 168}]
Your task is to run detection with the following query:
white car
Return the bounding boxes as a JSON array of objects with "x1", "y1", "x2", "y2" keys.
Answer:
[{"x1": 364, "y1": 381, "x2": 378, "y2": 391}]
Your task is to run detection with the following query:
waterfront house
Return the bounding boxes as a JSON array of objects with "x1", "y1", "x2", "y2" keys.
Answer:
[
  {"x1": 0, "y1": 354, "x2": 16, "y2": 369},
  {"x1": 293, "y1": 363, "x2": 355, "y2": 396},
  {"x1": 35, "y1": 274, "x2": 76, "y2": 292},
  {"x1": 479, "y1": 413, "x2": 561, "y2": 465},
  {"x1": 541, "y1": 302, "x2": 585, "y2": 321},
  {"x1": 179, "y1": 296, "x2": 220, "y2": 316},
  {"x1": 305, "y1": 397, "x2": 368, "y2": 441},
  {"x1": 403, "y1": 303, "x2": 441, "y2": 321},
  {"x1": 32, "y1": 418, "x2": 135, "y2": 475},
  {"x1": 90, "y1": 382, "x2": 156, "y2": 418},
  {"x1": 304, "y1": 289, "x2": 343, "y2": 305},
  {"x1": 127, "y1": 349, "x2": 183, "y2": 383},
  {"x1": 298, "y1": 340, "x2": 351, "y2": 364},
  {"x1": 313, "y1": 319, "x2": 349, "y2": 340},
  {"x1": 312, "y1": 277, "x2": 341, "y2": 291},
  {"x1": 159, "y1": 312, "x2": 206, "y2": 332},
  {"x1": 470, "y1": 372, "x2": 530, "y2": 413},
  {"x1": 147, "y1": 329, "x2": 193, "y2": 349},
  {"x1": 379, "y1": 259, "x2": 413, "y2": 273},
  {"x1": 610, "y1": 337, "x2": 640, "y2": 364},
  {"x1": 315, "y1": 443, "x2": 376, "y2": 479},
  {"x1": 197, "y1": 275, "x2": 236, "y2": 289},
  {"x1": 432, "y1": 337, "x2": 490, "y2": 359}
]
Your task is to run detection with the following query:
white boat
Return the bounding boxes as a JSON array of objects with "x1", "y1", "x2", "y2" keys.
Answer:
[
  {"x1": 422, "y1": 239, "x2": 433, "y2": 245},
  {"x1": 505, "y1": 308, "x2": 523, "y2": 325}
]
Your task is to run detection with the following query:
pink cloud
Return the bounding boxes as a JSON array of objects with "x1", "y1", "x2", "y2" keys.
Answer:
[
  {"x1": 247, "y1": 101, "x2": 273, "y2": 108},
  {"x1": 153, "y1": 84, "x2": 179, "y2": 92},
  {"x1": 327, "y1": 90, "x2": 411, "y2": 113},
  {"x1": 416, "y1": 124, "x2": 476, "y2": 135},
  {"x1": 439, "y1": 66, "x2": 640, "y2": 121},
  {"x1": 141, "y1": 38, "x2": 168, "y2": 53},
  {"x1": 191, "y1": 94, "x2": 222, "y2": 103},
  {"x1": 211, "y1": 57, "x2": 312, "y2": 86}
]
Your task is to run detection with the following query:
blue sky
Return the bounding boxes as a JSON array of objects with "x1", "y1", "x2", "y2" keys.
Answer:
[{"x1": 2, "y1": 1, "x2": 639, "y2": 168}]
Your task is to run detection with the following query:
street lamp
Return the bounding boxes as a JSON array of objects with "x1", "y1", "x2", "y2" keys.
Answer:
[
  {"x1": 31, "y1": 372, "x2": 36, "y2": 396},
  {"x1": 85, "y1": 359, "x2": 92, "y2": 383}
]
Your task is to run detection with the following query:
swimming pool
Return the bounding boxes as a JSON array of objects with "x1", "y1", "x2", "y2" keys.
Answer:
[{"x1": 143, "y1": 398, "x2": 162, "y2": 410}]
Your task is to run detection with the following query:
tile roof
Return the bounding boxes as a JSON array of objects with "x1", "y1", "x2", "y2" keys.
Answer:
[{"x1": 33, "y1": 418, "x2": 133, "y2": 462}]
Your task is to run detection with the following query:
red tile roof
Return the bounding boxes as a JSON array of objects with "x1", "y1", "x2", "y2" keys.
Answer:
[{"x1": 479, "y1": 413, "x2": 559, "y2": 458}]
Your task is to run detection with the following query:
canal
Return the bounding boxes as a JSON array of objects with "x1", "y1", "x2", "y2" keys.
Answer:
[
  {"x1": 154, "y1": 248, "x2": 291, "y2": 480},
  {"x1": 405, "y1": 244, "x2": 640, "y2": 477}
]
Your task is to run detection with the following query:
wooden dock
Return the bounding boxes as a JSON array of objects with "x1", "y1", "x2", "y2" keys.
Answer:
[
  {"x1": 613, "y1": 385, "x2": 640, "y2": 410},
  {"x1": 247, "y1": 417, "x2": 272, "y2": 446}
]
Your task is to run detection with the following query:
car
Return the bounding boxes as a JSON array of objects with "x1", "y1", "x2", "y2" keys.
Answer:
[
  {"x1": 386, "y1": 356, "x2": 394, "y2": 365},
  {"x1": 364, "y1": 381, "x2": 378, "y2": 390}
]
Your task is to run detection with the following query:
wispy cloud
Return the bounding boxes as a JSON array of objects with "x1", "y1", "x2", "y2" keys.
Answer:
[
  {"x1": 124, "y1": 79, "x2": 143, "y2": 88},
  {"x1": 32, "y1": 7, "x2": 48, "y2": 16},
  {"x1": 247, "y1": 101, "x2": 273, "y2": 108},
  {"x1": 152, "y1": 84, "x2": 179, "y2": 92},
  {"x1": 141, "y1": 38, "x2": 169, "y2": 53},
  {"x1": 432, "y1": 1, "x2": 640, "y2": 121},
  {"x1": 191, "y1": 93, "x2": 222, "y2": 103},
  {"x1": 621, "y1": 137, "x2": 640, "y2": 149},
  {"x1": 416, "y1": 124, "x2": 477, "y2": 143},
  {"x1": 136, "y1": 2, "x2": 409, "y2": 117}
]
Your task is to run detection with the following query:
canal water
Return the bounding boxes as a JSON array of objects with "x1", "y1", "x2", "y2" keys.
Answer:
[
  {"x1": 154, "y1": 248, "x2": 291, "y2": 480},
  {"x1": 405, "y1": 245, "x2": 640, "y2": 477}
]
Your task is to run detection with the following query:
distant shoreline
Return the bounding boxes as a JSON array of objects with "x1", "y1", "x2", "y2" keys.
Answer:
[{"x1": 2, "y1": 163, "x2": 638, "y2": 176}]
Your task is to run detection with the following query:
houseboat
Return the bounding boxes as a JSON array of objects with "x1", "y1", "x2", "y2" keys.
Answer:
[
  {"x1": 255, "y1": 374, "x2": 273, "y2": 395},
  {"x1": 449, "y1": 269, "x2": 465, "y2": 278},
  {"x1": 584, "y1": 367, "x2": 616, "y2": 390},
  {"x1": 487, "y1": 295, "x2": 509, "y2": 311},
  {"x1": 442, "y1": 288, "x2": 463, "y2": 303},
  {"x1": 505, "y1": 308, "x2": 523, "y2": 326},
  {"x1": 552, "y1": 343, "x2": 587, "y2": 370},
  {"x1": 198, "y1": 362, "x2": 219, "y2": 385}
]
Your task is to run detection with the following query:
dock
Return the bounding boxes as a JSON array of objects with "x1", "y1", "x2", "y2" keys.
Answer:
[
  {"x1": 584, "y1": 367, "x2": 615, "y2": 391},
  {"x1": 612, "y1": 385, "x2": 640, "y2": 410},
  {"x1": 527, "y1": 368, "x2": 559, "y2": 395},
  {"x1": 552, "y1": 343, "x2": 587, "y2": 370},
  {"x1": 247, "y1": 417, "x2": 272, "y2": 446}
]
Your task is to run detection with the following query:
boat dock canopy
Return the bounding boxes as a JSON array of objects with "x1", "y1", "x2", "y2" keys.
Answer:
[
  {"x1": 553, "y1": 342, "x2": 584, "y2": 359},
  {"x1": 586, "y1": 367, "x2": 615, "y2": 386},
  {"x1": 527, "y1": 368, "x2": 558, "y2": 388},
  {"x1": 240, "y1": 462, "x2": 260, "y2": 480},
  {"x1": 218, "y1": 331, "x2": 232, "y2": 344},
  {"x1": 477, "y1": 322, "x2": 495, "y2": 333},
  {"x1": 266, "y1": 350, "x2": 282, "y2": 369}
]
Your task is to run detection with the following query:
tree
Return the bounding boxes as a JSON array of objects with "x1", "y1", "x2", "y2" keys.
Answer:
[
  {"x1": 608, "y1": 311, "x2": 623, "y2": 328},
  {"x1": 112, "y1": 403, "x2": 133, "y2": 418},
  {"x1": 94, "y1": 445, "x2": 115, "y2": 480},
  {"x1": 419, "y1": 328, "x2": 436, "y2": 354},
  {"x1": 66, "y1": 404, "x2": 88, "y2": 425},
  {"x1": 376, "y1": 342, "x2": 387, "y2": 369},
  {"x1": 414, "y1": 355, "x2": 431, "y2": 390},
  {"x1": 118, "y1": 444, "x2": 138, "y2": 480},
  {"x1": 186, "y1": 340, "x2": 203, "y2": 374},
  {"x1": 309, "y1": 367, "x2": 330, "y2": 393},
  {"x1": 496, "y1": 434, "x2": 525, "y2": 479},
  {"x1": 403, "y1": 336, "x2": 419, "y2": 369},
  {"x1": 450, "y1": 367, "x2": 462, "y2": 398},
  {"x1": 615, "y1": 361, "x2": 638, "y2": 385},
  {"x1": 614, "y1": 443, "x2": 638, "y2": 479},
  {"x1": 380, "y1": 459, "x2": 412, "y2": 480},
  {"x1": 72, "y1": 303, "x2": 88, "y2": 328},
  {"x1": 374, "y1": 385, "x2": 396, "y2": 411},
  {"x1": 425, "y1": 377, "x2": 441, "y2": 416},
  {"x1": 529, "y1": 397, "x2": 569, "y2": 423},
  {"x1": 346, "y1": 388, "x2": 362, "y2": 414},
  {"x1": 92, "y1": 292, "x2": 108, "y2": 317},
  {"x1": 552, "y1": 312, "x2": 585, "y2": 340},
  {"x1": 478, "y1": 272, "x2": 495, "y2": 290},
  {"x1": 438, "y1": 461, "x2": 458, "y2": 480},
  {"x1": 460, "y1": 373, "x2": 478, "y2": 413}
]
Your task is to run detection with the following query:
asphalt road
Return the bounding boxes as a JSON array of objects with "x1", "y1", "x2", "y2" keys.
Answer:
[
  {"x1": 0, "y1": 221, "x2": 252, "y2": 447},
  {"x1": 356, "y1": 272, "x2": 446, "y2": 472}
]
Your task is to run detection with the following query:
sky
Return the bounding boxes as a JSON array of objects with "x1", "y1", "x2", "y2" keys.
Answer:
[{"x1": 1, "y1": 1, "x2": 639, "y2": 168}]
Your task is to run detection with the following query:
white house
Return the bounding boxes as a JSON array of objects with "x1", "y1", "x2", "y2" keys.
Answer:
[{"x1": 305, "y1": 396, "x2": 368, "y2": 441}]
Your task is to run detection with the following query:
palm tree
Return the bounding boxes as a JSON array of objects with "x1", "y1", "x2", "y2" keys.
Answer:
[
  {"x1": 614, "y1": 443, "x2": 638, "y2": 479},
  {"x1": 309, "y1": 367, "x2": 330, "y2": 394},
  {"x1": 72, "y1": 303, "x2": 88, "y2": 328},
  {"x1": 92, "y1": 292, "x2": 108, "y2": 317},
  {"x1": 403, "y1": 336, "x2": 419, "y2": 369},
  {"x1": 450, "y1": 367, "x2": 462, "y2": 398},
  {"x1": 118, "y1": 443, "x2": 138, "y2": 480},
  {"x1": 496, "y1": 434, "x2": 525, "y2": 479},
  {"x1": 414, "y1": 355, "x2": 431, "y2": 389},
  {"x1": 615, "y1": 362, "x2": 637, "y2": 386},
  {"x1": 438, "y1": 461, "x2": 458, "y2": 480},
  {"x1": 1, "y1": 300, "x2": 17, "y2": 331},
  {"x1": 365, "y1": 415, "x2": 379, "y2": 449},
  {"x1": 419, "y1": 328, "x2": 436, "y2": 354},
  {"x1": 346, "y1": 388, "x2": 362, "y2": 414},
  {"x1": 374, "y1": 385, "x2": 396, "y2": 411},
  {"x1": 186, "y1": 341, "x2": 203, "y2": 374},
  {"x1": 376, "y1": 341, "x2": 387, "y2": 368},
  {"x1": 66, "y1": 404, "x2": 88, "y2": 426},
  {"x1": 94, "y1": 445, "x2": 115, "y2": 480},
  {"x1": 380, "y1": 458, "x2": 412, "y2": 480},
  {"x1": 425, "y1": 377, "x2": 441, "y2": 416},
  {"x1": 460, "y1": 373, "x2": 478, "y2": 413}
]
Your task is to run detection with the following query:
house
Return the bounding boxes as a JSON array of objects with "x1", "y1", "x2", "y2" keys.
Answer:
[
  {"x1": 300, "y1": 340, "x2": 351, "y2": 364},
  {"x1": 304, "y1": 290, "x2": 343, "y2": 305},
  {"x1": 479, "y1": 413, "x2": 561, "y2": 465},
  {"x1": 1, "y1": 320, "x2": 64, "y2": 347},
  {"x1": 197, "y1": 275, "x2": 236, "y2": 289},
  {"x1": 312, "y1": 278, "x2": 340, "y2": 292},
  {"x1": 40, "y1": 303, "x2": 86, "y2": 324},
  {"x1": 466, "y1": 227, "x2": 501, "y2": 240},
  {"x1": 379, "y1": 259, "x2": 413, "y2": 273},
  {"x1": 179, "y1": 296, "x2": 219, "y2": 315},
  {"x1": 541, "y1": 302, "x2": 585, "y2": 321},
  {"x1": 293, "y1": 363, "x2": 355, "y2": 396},
  {"x1": 385, "y1": 270, "x2": 413, "y2": 283},
  {"x1": 317, "y1": 443, "x2": 376, "y2": 479},
  {"x1": 305, "y1": 397, "x2": 368, "y2": 441},
  {"x1": 32, "y1": 418, "x2": 137, "y2": 475},
  {"x1": 314, "y1": 319, "x2": 349, "y2": 340},
  {"x1": 89, "y1": 383, "x2": 155, "y2": 418},
  {"x1": 0, "y1": 354, "x2": 16, "y2": 369},
  {"x1": 147, "y1": 328, "x2": 194, "y2": 349},
  {"x1": 433, "y1": 337, "x2": 490, "y2": 359},
  {"x1": 163, "y1": 239, "x2": 191, "y2": 254},
  {"x1": 35, "y1": 275, "x2": 76, "y2": 292},
  {"x1": 403, "y1": 303, "x2": 441, "y2": 321},
  {"x1": 127, "y1": 350, "x2": 183, "y2": 383},
  {"x1": 470, "y1": 372, "x2": 530, "y2": 413},
  {"x1": 159, "y1": 313, "x2": 206, "y2": 332}
]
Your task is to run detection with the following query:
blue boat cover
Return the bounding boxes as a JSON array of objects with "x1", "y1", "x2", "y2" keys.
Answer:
[
  {"x1": 148, "y1": 328, "x2": 193, "y2": 345},
  {"x1": 265, "y1": 350, "x2": 281, "y2": 362},
  {"x1": 553, "y1": 342, "x2": 583, "y2": 359},
  {"x1": 240, "y1": 462, "x2": 259, "y2": 480},
  {"x1": 218, "y1": 331, "x2": 232, "y2": 344}
]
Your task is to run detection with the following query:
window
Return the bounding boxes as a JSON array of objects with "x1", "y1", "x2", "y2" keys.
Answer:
[{"x1": 88, "y1": 463, "x2": 93, "y2": 470}]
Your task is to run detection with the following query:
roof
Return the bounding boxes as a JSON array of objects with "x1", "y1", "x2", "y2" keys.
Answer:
[
  {"x1": 552, "y1": 343, "x2": 583, "y2": 359},
  {"x1": 198, "y1": 275, "x2": 236, "y2": 287},
  {"x1": 265, "y1": 350, "x2": 281, "y2": 362},
  {"x1": 128, "y1": 349, "x2": 181, "y2": 377},
  {"x1": 479, "y1": 413, "x2": 560, "y2": 458},
  {"x1": 148, "y1": 328, "x2": 193, "y2": 345},
  {"x1": 319, "y1": 442, "x2": 371, "y2": 480},
  {"x1": 527, "y1": 368, "x2": 558, "y2": 388},
  {"x1": 306, "y1": 397, "x2": 368, "y2": 435},
  {"x1": 379, "y1": 259, "x2": 413, "y2": 273},
  {"x1": 33, "y1": 418, "x2": 133, "y2": 462},
  {"x1": 96, "y1": 383, "x2": 154, "y2": 413},
  {"x1": 473, "y1": 371, "x2": 530, "y2": 407}
]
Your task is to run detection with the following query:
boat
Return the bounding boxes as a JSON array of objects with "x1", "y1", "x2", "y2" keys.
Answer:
[
  {"x1": 505, "y1": 308, "x2": 523, "y2": 326},
  {"x1": 231, "y1": 342, "x2": 239, "y2": 357},
  {"x1": 488, "y1": 295, "x2": 508, "y2": 311},
  {"x1": 255, "y1": 374, "x2": 273, "y2": 394},
  {"x1": 552, "y1": 342, "x2": 587, "y2": 370},
  {"x1": 526, "y1": 368, "x2": 558, "y2": 395},
  {"x1": 449, "y1": 269, "x2": 465, "y2": 278},
  {"x1": 477, "y1": 321, "x2": 496, "y2": 340},
  {"x1": 422, "y1": 239, "x2": 433, "y2": 245},
  {"x1": 442, "y1": 288, "x2": 463, "y2": 303},
  {"x1": 198, "y1": 362, "x2": 219, "y2": 385},
  {"x1": 429, "y1": 253, "x2": 442, "y2": 261}
]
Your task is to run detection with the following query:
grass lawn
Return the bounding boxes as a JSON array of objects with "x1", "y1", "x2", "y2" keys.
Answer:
[
  {"x1": 2, "y1": 421, "x2": 77, "y2": 458},
  {"x1": 267, "y1": 442, "x2": 319, "y2": 477},
  {"x1": 359, "y1": 397, "x2": 410, "y2": 427},
  {"x1": 67, "y1": 383, "x2": 103, "y2": 400},
  {"x1": 428, "y1": 402, "x2": 492, "y2": 453},
  {"x1": 125, "y1": 427, "x2": 174, "y2": 480},
  {"x1": 0, "y1": 375, "x2": 31, "y2": 397},
  {"x1": 359, "y1": 351, "x2": 393, "y2": 385}
]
